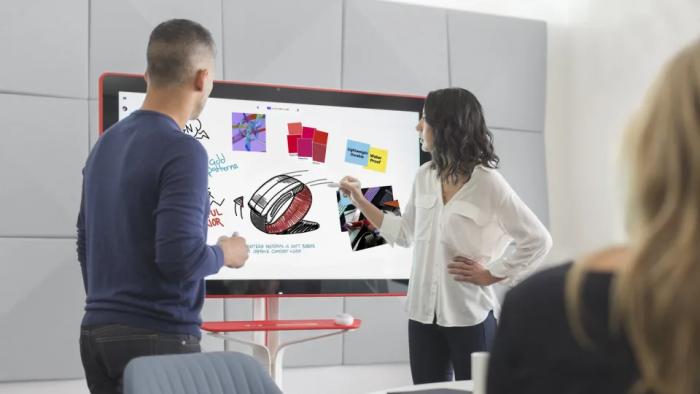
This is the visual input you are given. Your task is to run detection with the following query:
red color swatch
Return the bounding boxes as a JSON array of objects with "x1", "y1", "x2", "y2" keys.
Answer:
[
  {"x1": 298, "y1": 138, "x2": 313, "y2": 157},
  {"x1": 313, "y1": 130, "x2": 328, "y2": 145},
  {"x1": 312, "y1": 142, "x2": 327, "y2": 163},
  {"x1": 287, "y1": 134, "x2": 301, "y2": 154},
  {"x1": 302, "y1": 127, "x2": 316, "y2": 139},
  {"x1": 287, "y1": 122, "x2": 303, "y2": 135}
]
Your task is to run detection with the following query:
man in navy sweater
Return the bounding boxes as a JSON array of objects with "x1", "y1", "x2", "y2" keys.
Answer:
[{"x1": 76, "y1": 19, "x2": 248, "y2": 394}]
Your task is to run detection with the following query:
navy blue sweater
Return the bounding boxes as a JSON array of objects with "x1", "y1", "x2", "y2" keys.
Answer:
[{"x1": 77, "y1": 110, "x2": 223, "y2": 338}]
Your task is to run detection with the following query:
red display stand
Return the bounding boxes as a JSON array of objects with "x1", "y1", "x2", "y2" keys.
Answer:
[{"x1": 201, "y1": 298, "x2": 362, "y2": 388}]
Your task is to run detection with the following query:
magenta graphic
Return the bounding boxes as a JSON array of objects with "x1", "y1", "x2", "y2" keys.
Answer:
[{"x1": 298, "y1": 138, "x2": 313, "y2": 158}]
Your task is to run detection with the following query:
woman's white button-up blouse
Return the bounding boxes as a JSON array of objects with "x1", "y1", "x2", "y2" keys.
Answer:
[{"x1": 379, "y1": 163, "x2": 553, "y2": 327}]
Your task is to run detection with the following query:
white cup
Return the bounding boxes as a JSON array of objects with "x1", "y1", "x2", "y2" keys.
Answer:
[{"x1": 471, "y1": 351, "x2": 490, "y2": 394}]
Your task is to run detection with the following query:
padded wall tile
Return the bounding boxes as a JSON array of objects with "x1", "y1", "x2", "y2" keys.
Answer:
[
  {"x1": 278, "y1": 298, "x2": 343, "y2": 367},
  {"x1": 200, "y1": 298, "x2": 225, "y2": 353},
  {"x1": 90, "y1": 0, "x2": 224, "y2": 98},
  {"x1": 448, "y1": 11, "x2": 546, "y2": 131},
  {"x1": 89, "y1": 99, "x2": 99, "y2": 148},
  {"x1": 0, "y1": 95, "x2": 88, "y2": 237},
  {"x1": 492, "y1": 128, "x2": 550, "y2": 227},
  {"x1": 216, "y1": 298, "x2": 255, "y2": 356},
  {"x1": 343, "y1": 0, "x2": 448, "y2": 96},
  {"x1": 343, "y1": 297, "x2": 409, "y2": 364},
  {"x1": 0, "y1": 239, "x2": 85, "y2": 380},
  {"x1": 0, "y1": 0, "x2": 88, "y2": 98},
  {"x1": 223, "y1": 0, "x2": 343, "y2": 88}
]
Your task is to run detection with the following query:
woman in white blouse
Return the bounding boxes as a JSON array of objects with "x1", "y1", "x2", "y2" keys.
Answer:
[{"x1": 339, "y1": 87, "x2": 552, "y2": 383}]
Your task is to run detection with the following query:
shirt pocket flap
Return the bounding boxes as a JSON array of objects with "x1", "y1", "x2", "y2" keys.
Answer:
[
  {"x1": 451, "y1": 201, "x2": 488, "y2": 225},
  {"x1": 415, "y1": 194, "x2": 437, "y2": 209}
]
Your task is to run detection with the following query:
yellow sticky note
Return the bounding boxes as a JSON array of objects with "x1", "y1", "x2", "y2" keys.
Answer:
[{"x1": 364, "y1": 147, "x2": 388, "y2": 173}]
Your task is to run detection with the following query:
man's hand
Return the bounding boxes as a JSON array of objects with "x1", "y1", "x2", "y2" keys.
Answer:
[
  {"x1": 447, "y1": 256, "x2": 503, "y2": 286},
  {"x1": 218, "y1": 234, "x2": 249, "y2": 269}
]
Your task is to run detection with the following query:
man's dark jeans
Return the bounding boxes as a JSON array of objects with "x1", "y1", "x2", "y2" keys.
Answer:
[{"x1": 79, "y1": 324, "x2": 200, "y2": 394}]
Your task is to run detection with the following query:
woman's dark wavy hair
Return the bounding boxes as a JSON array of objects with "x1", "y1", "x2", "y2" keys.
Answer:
[{"x1": 424, "y1": 87, "x2": 499, "y2": 183}]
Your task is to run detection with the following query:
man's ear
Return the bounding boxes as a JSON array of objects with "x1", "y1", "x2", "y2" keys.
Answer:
[{"x1": 194, "y1": 69, "x2": 208, "y2": 92}]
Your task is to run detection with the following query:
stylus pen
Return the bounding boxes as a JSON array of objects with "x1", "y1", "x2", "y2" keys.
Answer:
[{"x1": 327, "y1": 181, "x2": 361, "y2": 188}]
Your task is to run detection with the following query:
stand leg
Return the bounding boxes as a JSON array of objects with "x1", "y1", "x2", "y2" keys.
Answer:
[
  {"x1": 252, "y1": 298, "x2": 266, "y2": 348},
  {"x1": 222, "y1": 299, "x2": 229, "y2": 352},
  {"x1": 271, "y1": 347, "x2": 285, "y2": 387},
  {"x1": 266, "y1": 298, "x2": 282, "y2": 385}
]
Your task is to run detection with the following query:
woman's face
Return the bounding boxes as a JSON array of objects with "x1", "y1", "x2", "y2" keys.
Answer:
[{"x1": 416, "y1": 110, "x2": 434, "y2": 152}]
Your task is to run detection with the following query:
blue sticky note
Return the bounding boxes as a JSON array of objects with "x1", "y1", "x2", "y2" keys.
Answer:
[{"x1": 345, "y1": 140, "x2": 370, "y2": 166}]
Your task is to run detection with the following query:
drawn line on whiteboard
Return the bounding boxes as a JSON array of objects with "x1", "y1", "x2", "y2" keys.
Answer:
[
  {"x1": 304, "y1": 178, "x2": 327, "y2": 185},
  {"x1": 209, "y1": 187, "x2": 226, "y2": 207},
  {"x1": 282, "y1": 170, "x2": 308, "y2": 176},
  {"x1": 233, "y1": 196, "x2": 244, "y2": 219}
]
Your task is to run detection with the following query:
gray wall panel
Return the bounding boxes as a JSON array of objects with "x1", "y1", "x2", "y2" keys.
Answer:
[
  {"x1": 219, "y1": 298, "x2": 254, "y2": 356},
  {"x1": 200, "y1": 299, "x2": 225, "y2": 353},
  {"x1": 89, "y1": 99, "x2": 99, "y2": 148},
  {"x1": 0, "y1": 95, "x2": 88, "y2": 237},
  {"x1": 89, "y1": 0, "x2": 224, "y2": 99},
  {"x1": 222, "y1": 0, "x2": 343, "y2": 88},
  {"x1": 0, "y1": 239, "x2": 85, "y2": 380},
  {"x1": 492, "y1": 128, "x2": 550, "y2": 227},
  {"x1": 278, "y1": 298, "x2": 343, "y2": 367},
  {"x1": 448, "y1": 11, "x2": 546, "y2": 132},
  {"x1": 343, "y1": 0, "x2": 449, "y2": 95},
  {"x1": 343, "y1": 297, "x2": 409, "y2": 364},
  {"x1": 0, "y1": 0, "x2": 88, "y2": 98}
]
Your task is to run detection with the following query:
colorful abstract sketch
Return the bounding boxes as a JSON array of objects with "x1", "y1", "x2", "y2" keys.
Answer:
[
  {"x1": 232, "y1": 113, "x2": 266, "y2": 152},
  {"x1": 336, "y1": 186, "x2": 401, "y2": 251}
]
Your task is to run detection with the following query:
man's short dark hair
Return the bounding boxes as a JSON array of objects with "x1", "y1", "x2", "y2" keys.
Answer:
[{"x1": 146, "y1": 19, "x2": 215, "y2": 87}]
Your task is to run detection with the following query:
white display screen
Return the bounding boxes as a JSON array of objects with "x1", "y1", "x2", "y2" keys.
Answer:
[{"x1": 118, "y1": 91, "x2": 419, "y2": 281}]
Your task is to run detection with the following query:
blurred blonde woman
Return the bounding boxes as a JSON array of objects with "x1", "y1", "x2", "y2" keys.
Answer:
[{"x1": 487, "y1": 37, "x2": 700, "y2": 394}]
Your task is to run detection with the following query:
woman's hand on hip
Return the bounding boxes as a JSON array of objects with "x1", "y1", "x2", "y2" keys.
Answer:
[{"x1": 447, "y1": 256, "x2": 503, "y2": 286}]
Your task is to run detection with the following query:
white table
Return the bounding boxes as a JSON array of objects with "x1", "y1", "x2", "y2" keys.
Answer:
[{"x1": 369, "y1": 380, "x2": 473, "y2": 393}]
